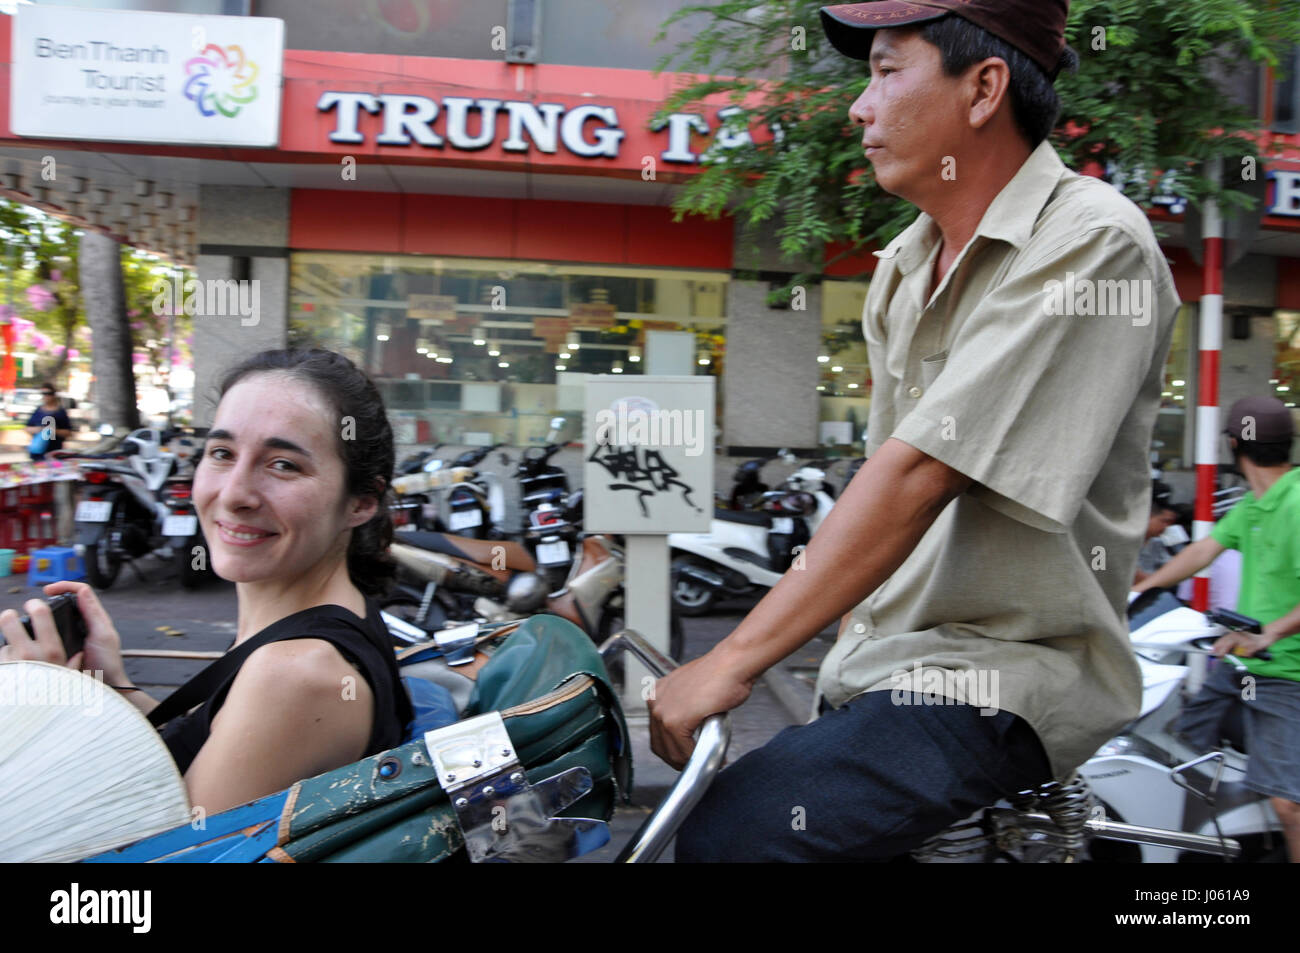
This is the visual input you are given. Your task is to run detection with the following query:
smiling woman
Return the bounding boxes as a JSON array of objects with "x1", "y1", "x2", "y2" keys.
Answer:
[{"x1": 0, "y1": 349, "x2": 414, "y2": 819}]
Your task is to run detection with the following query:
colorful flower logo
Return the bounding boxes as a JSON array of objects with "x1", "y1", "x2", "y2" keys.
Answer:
[{"x1": 184, "y1": 44, "x2": 259, "y2": 118}]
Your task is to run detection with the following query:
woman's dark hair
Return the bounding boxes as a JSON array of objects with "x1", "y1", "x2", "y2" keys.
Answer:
[
  {"x1": 216, "y1": 348, "x2": 396, "y2": 597},
  {"x1": 920, "y1": 14, "x2": 1077, "y2": 146}
]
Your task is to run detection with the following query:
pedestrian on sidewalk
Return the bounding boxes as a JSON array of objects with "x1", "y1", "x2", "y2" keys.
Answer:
[
  {"x1": 25, "y1": 383, "x2": 72, "y2": 460},
  {"x1": 649, "y1": 0, "x2": 1181, "y2": 861}
]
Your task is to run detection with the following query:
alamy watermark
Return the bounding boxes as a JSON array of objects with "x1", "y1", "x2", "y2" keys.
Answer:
[
  {"x1": 50, "y1": 883, "x2": 150, "y2": 933},
  {"x1": 151, "y1": 269, "x2": 260, "y2": 326},
  {"x1": 1042, "y1": 272, "x2": 1152, "y2": 327},
  {"x1": 592, "y1": 406, "x2": 707, "y2": 457},
  {"x1": 889, "y1": 662, "x2": 1000, "y2": 716},
  {"x1": 0, "y1": 666, "x2": 105, "y2": 716}
]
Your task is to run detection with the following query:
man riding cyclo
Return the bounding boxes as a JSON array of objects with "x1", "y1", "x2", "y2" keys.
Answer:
[{"x1": 649, "y1": 0, "x2": 1181, "y2": 861}]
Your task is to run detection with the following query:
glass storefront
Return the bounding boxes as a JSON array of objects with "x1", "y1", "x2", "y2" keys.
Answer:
[
  {"x1": 289, "y1": 252, "x2": 728, "y2": 445},
  {"x1": 1272, "y1": 309, "x2": 1300, "y2": 459},
  {"x1": 817, "y1": 278, "x2": 870, "y2": 451},
  {"x1": 1152, "y1": 304, "x2": 1193, "y2": 470}
]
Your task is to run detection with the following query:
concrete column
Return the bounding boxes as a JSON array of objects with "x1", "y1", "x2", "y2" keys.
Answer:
[
  {"x1": 192, "y1": 255, "x2": 289, "y2": 427},
  {"x1": 722, "y1": 280, "x2": 822, "y2": 448},
  {"x1": 192, "y1": 186, "x2": 291, "y2": 427}
]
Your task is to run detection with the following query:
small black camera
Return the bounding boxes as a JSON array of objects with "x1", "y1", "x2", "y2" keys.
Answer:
[{"x1": 19, "y1": 593, "x2": 88, "y2": 658}]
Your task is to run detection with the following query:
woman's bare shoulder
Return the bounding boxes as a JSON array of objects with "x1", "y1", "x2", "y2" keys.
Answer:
[{"x1": 234, "y1": 638, "x2": 372, "y2": 704}]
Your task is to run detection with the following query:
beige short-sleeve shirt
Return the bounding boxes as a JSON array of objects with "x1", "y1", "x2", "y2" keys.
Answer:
[{"x1": 816, "y1": 140, "x2": 1181, "y2": 780}]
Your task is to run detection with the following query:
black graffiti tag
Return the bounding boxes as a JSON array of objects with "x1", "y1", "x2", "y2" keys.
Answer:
[{"x1": 587, "y1": 442, "x2": 702, "y2": 518}]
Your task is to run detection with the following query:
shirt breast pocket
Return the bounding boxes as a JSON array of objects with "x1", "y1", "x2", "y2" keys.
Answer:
[{"x1": 920, "y1": 350, "x2": 948, "y2": 389}]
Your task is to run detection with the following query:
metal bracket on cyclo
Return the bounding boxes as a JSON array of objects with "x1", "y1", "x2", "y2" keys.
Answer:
[{"x1": 425, "y1": 712, "x2": 609, "y2": 862}]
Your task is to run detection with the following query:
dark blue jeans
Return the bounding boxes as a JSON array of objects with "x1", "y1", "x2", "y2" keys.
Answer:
[{"x1": 675, "y1": 691, "x2": 1052, "y2": 862}]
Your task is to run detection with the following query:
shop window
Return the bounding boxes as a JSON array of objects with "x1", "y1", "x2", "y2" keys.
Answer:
[
  {"x1": 1272, "y1": 45, "x2": 1300, "y2": 135},
  {"x1": 816, "y1": 279, "x2": 870, "y2": 453},
  {"x1": 1274, "y1": 311, "x2": 1300, "y2": 445},
  {"x1": 1150, "y1": 305, "x2": 1193, "y2": 471},
  {"x1": 290, "y1": 252, "x2": 728, "y2": 445}
]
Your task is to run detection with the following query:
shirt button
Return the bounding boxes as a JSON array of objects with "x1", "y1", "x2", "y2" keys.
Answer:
[{"x1": 908, "y1": 386, "x2": 923, "y2": 399}]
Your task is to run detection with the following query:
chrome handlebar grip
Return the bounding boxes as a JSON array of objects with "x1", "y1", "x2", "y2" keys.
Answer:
[{"x1": 597, "y1": 629, "x2": 731, "y2": 864}]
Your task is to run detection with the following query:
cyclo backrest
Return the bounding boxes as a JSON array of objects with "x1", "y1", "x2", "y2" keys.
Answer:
[{"x1": 89, "y1": 613, "x2": 631, "y2": 864}]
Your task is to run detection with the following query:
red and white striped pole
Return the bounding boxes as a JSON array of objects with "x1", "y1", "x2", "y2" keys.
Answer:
[{"x1": 1192, "y1": 157, "x2": 1224, "y2": 612}]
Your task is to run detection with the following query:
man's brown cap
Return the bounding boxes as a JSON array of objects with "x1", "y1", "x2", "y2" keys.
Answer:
[
  {"x1": 820, "y1": 0, "x2": 1070, "y2": 79},
  {"x1": 1225, "y1": 396, "x2": 1295, "y2": 444}
]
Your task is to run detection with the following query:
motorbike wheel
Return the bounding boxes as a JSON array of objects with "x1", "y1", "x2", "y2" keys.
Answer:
[
  {"x1": 176, "y1": 534, "x2": 205, "y2": 590},
  {"x1": 83, "y1": 541, "x2": 121, "y2": 591},
  {"x1": 670, "y1": 558, "x2": 718, "y2": 617}
]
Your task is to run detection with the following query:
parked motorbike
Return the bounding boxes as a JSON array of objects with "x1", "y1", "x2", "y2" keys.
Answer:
[
  {"x1": 381, "y1": 527, "x2": 683, "y2": 666},
  {"x1": 158, "y1": 468, "x2": 211, "y2": 590},
  {"x1": 520, "y1": 498, "x2": 583, "y2": 592},
  {"x1": 514, "y1": 417, "x2": 571, "y2": 531},
  {"x1": 717, "y1": 455, "x2": 771, "y2": 511},
  {"x1": 391, "y1": 443, "x2": 445, "y2": 531},
  {"x1": 910, "y1": 594, "x2": 1284, "y2": 863},
  {"x1": 395, "y1": 444, "x2": 508, "y2": 540},
  {"x1": 66, "y1": 427, "x2": 210, "y2": 590},
  {"x1": 668, "y1": 458, "x2": 836, "y2": 616}
]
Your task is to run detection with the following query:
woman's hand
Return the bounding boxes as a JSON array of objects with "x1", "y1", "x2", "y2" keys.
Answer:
[{"x1": 0, "y1": 582, "x2": 127, "y2": 683}]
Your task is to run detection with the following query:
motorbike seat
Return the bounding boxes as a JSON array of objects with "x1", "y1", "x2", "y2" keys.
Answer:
[
  {"x1": 713, "y1": 507, "x2": 771, "y2": 528},
  {"x1": 400, "y1": 530, "x2": 537, "y2": 573}
]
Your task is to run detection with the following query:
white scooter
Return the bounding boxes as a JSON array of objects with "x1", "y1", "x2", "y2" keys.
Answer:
[
  {"x1": 667, "y1": 455, "x2": 836, "y2": 616},
  {"x1": 913, "y1": 594, "x2": 1285, "y2": 862},
  {"x1": 1074, "y1": 595, "x2": 1284, "y2": 862},
  {"x1": 69, "y1": 426, "x2": 202, "y2": 590}
]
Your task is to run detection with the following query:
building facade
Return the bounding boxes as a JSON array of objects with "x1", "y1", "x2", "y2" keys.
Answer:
[{"x1": 1, "y1": 0, "x2": 1299, "y2": 471}]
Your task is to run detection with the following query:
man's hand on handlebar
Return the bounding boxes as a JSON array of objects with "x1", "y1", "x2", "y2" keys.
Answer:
[{"x1": 647, "y1": 647, "x2": 754, "y2": 771}]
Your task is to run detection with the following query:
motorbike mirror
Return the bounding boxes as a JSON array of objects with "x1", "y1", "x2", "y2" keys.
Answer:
[
  {"x1": 550, "y1": 416, "x2": 566, "y2": 431},
  {"x1": 505, "y1": 572, "x2": 550, "y2": 614}
]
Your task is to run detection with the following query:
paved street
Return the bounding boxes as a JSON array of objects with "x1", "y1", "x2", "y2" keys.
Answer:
[{"x1": 0, "y1": 553, "x2": 240, "y2": 693}]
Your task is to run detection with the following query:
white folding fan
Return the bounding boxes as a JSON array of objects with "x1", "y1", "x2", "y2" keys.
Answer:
[{"x1": 0, "y1": 661, "x2": 192, "y2": 863}]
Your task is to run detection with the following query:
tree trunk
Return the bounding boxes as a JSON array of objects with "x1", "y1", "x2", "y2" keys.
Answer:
[
  {"x1": 44, "y1": 304, "x2": 76, "y2": 384},
  {"x1": 79, "y1": 231, "x2": 138, "y2": 430}
]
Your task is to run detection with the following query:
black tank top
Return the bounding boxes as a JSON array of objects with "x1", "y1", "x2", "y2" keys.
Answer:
[{"x1": 156, "y1": 600, "x2": 414, "y2": 776}]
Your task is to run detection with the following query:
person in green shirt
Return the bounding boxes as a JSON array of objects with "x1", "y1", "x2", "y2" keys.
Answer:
[{"x1": 1133, "y1": 395, "x2": 1300, "y2": 862}]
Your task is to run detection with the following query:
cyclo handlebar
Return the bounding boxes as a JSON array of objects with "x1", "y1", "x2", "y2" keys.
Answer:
[{"x1": 597, "y1": 629, "x2": 730, "y2": 864}]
